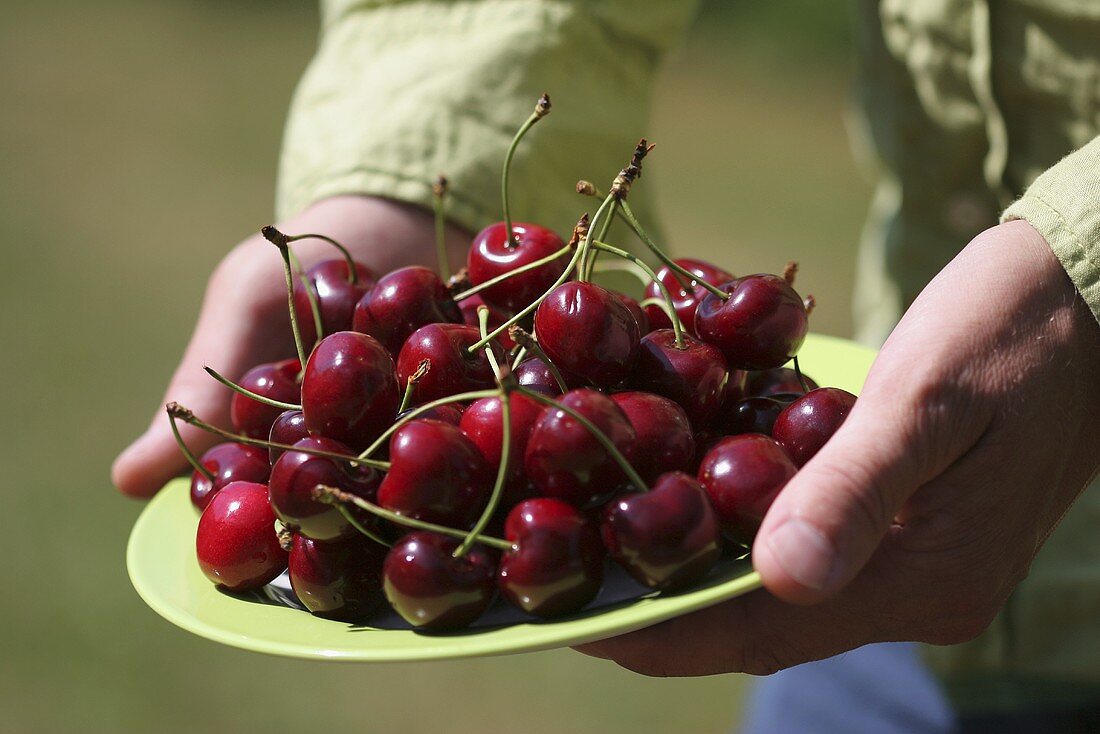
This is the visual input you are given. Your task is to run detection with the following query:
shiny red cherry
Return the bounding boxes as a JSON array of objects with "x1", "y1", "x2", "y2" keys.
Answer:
[
  {"x1": 643, "y1": 258, "x2": 734, "y2": 334},
  {"x1": 722, "y1": 396, "x2": 791, "y2": 436},
  {"x1": 268, "y1": 409, "x2": 309, "y2": 465},
  {"x1": 694, "y1": 274, "x2": 809, "y2": 369},
  {"x1": 614, "y1": 291, "x2": 650, "y2": 334},
  {"x1": 746, "y1": 367, "x2": 818, "y2": 397},
  {"x1": 397, "y1": 403, "x2": 464, "y2": 426},
  {"x1": 534, "y1": 281, "x2": 640, "y2": 387},
  {"x1": 395, "y1": 323, "x2": 503, "y2": 406},
  {"x1": 630, "y1": 329, "x2": 729, "y2": 427},
  {"x1": 459, "y1": 392, "x2": 543, "y2": 497},
  {"x1": 497, "y1": 498, "x2": 605, "y2": 617},
  {"x1": 524, "y1": 389, "x2": 636, "y2": 507},
  {"x1": 467, "y1": 222, "x2": 568, "y2": 311},
  {"x1": 601, "y1": 472, "x2": 721, "y2": 590},
  {"x1": 301, "y1": 331, "x2": 399, "y2": 450},
  {"x1": 697, "y1": 434, "x2": 797, "y2": 543},
  {"x1": 196, "y1": 481, "x2": 288, "y2": 591},
  {"x1": 772, "y1": 387, "x2": 856, "y2": 467},
  {"x1": 376, "y1": 419, "x2": 491, "y2": 528},
  {"x1": 190, "y1": 442, "x2": 271, "y2": 511},
  {"x1": 459, "y1": 294, "x2": 517, "y2": 350},
  {"x1": 610, "y1": 391, "x2": 695, "y2": 482},
  {"x1": 288, "y1": 533, "x2": 387, "y2": 621},
  {"x1": 352, "y1": 266, "x2": 462, "y2": 354},
  {"x1": 513, "y1": 357, "x2": 585, "y2": 396},
  {"x1": 229, "y1": 358, "x2": 301, "y2": 439},
  {"x1": 382, "y1": 531, "x2": 497, "y2": 630},
  {"x1": 268, "y1": 436, "x2": 380, "y2": 542},
  {"x1": 293, "y1": 259, "x2": 375, "y2": 346}
]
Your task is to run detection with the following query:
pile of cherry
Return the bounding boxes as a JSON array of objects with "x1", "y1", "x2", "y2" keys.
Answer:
[{"x1": 172, "y1": 98, "x2": 856, "y2": 631}]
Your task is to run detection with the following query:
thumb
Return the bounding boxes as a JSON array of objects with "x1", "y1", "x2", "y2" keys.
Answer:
[{"x1": 751, "y1": 368, "x2": 973, "y2": 604}]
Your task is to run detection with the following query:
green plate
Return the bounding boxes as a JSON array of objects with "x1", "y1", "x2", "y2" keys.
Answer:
[{"x1": 127, "y1": 333, "x2": 876, "y2": 662}]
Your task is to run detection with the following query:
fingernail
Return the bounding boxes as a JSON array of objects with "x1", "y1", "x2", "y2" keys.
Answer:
[{"x1": 765, "y1": 518, "x2": 838, "y2": 591}]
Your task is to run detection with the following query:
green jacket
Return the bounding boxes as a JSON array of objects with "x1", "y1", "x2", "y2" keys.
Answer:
[{"x1": 277, "y1": 0, "x2": 1100, "y2": 712}]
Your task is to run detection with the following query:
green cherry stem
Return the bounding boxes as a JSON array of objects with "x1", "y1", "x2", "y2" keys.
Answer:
[
  {"x1": 203, "y1": 366, "x2": 302, "y2": 411},
  {"x1": 616, "y1": 201, "x2": 730, "y2": 301},
  {"x1": 398, "y1": 359, "x2": 431, "y2": 414},
  {"x1": 793, "y1": 355, "x2": 810, "y2": 394},
  {"x1": 262, "y1": 225, "x2": 359, "y2": 287},
  {"x1": 454, "y1": 386, "x2": 511, "y2": 558},
  {"x1": 333, "y1": 504, "x2": 393, "y2": 548},
  {"x1": 287, "y1": 247, "x2": 325, "y2": 345},
  {"x1": 509, "y1": 326, "x2": 568, "y2": 393},
  {"x1": 591, "y1": 240, "x2": 686, "y2": 348},
  {"x1": 581, "y1": 199, "x2": 617, "y2": 281},
  {"x1": 592, "y1": 258, "x2": 654, "y2": 289},
  {"x1": 510, "y1": 346, "x2": 528, "y2": 370},
  {"x1": 166, "y1": 409, "x2": 215, "y2": 482},
  {"x1": 476, "y1": 307, "x2": 502, "y2": 375},
  {"x1": 432, "y1": 175, "x2": 451, "y2": 280},
  {"x1": 260, "y1": 228, "x2": 311, "y2": 371},
  {"x1": 165, "y1": 402, "x2": 391, "y2": 470},
  {"x1": 451, "y1": 243, "x2": 572, "y2": 302},
  {"x1": 517, "y1": 387, "x2": 648, "y2": 493},
  {"x1": 313, "y1": 485, "x2": 512, "y2": 551},
  {"x1": 356, "y1": 389, "x2": 499, "y2": 459},
  {"x1": 502, "y1": 93, "x2": 551, "y2": 248}
]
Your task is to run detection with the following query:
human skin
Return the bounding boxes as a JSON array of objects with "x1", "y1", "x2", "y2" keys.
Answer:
[
  {"x1": 111, "y1": 196, "x2": 470, "y2": 499},
  {"x1": 575, "y1": 220, "x2": 1100, "y2": 675}
]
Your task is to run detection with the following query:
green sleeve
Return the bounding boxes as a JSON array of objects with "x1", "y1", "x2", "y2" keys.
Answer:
[
  {"x1": 276, "y1": 0, "x2": 700, "y2": 236},
  {"x1": 1002, "y1": 135, "x2": 1100, "y2": 326}
]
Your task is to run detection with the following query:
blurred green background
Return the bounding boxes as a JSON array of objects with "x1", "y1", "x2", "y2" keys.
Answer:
[{"x1": 0, "y1": 1, "x2": 868, "y2": 732}]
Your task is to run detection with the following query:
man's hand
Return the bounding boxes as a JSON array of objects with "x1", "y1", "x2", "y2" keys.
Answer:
[
  {"x1": 576, "y1": 220, "x2": 1100, "y2": 676},
  {"x1": 111, "y1": 195, "x2": 470, "y2": 498}
]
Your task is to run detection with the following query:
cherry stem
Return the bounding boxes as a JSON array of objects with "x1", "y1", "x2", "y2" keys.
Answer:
[
  {"x1": 452, "y1": 242, "x2": 572, "y2": 303},
  {"x1": 617, "y1": 201, "x2": 730, "y2": 301},
  {"x1": 793, "y1": 355, "x2": 811, "y2": 394},
  {"x1": 357, "y1": 389, "x2": 499, "y2": 459},
  {"x1": 510, "y1": 345, "x2": 528, "y2": 370},
  {"x1": 502, "y1": 93, "x2": 551, "y2": 248},
  {"x1": 783, "y1": 261, "x2": 798, "y2": 285},
  {"x1": 454, "y1": 386, "x2": 511, "y2": 558},
  {"x1": 313, "y1": 485, "x2": 512, "y2": 551},
  {"x1": 517, "y1": 387, "x2": 648, "y2": 493},
  {"x1": 165, "y1": 402, "x2": 391, "y2": 471},
  {"x1": 476, "y1": 307, "x2": 502, "y2": 375},
  {"x1": 203, "y1": 366, "x2": 302, "y2": 411},
  {"x1": 465, "y1": 212, "x2": 596, "y2": 353},
  {"x1": 581, "y1": 200, "x2": 617, "y2": 281},
  {"x1": 804, "y1": 294, "x2": 816, "y2": 316},
  {"x1": 509, "y1": 326, "x2": 568, "y2": 393},
  {"x1": 576, "y1": 180, "x2": 604, "y2": 198},
  {"x1": 332, "y1": 504, "x2": 393, "y2": 548},
  {"x1": 260, "y1": 229, "x2": 311, "y2": 371},
  {"x1": 167, "y1": 410, "x2": 215, "y2": 482},
  {"x1": 591, "y1": 240, "x2": 685, "y2": 348},
  {"x1": 262, "y1": 225, "x2": 359, "y2": 287},
  {"x1": 592, "y1": 258, "x2": 653, "y2": 288},
  {"x1": 432, "y1": 175, "x2": 451, "y2": 280},
  {"x1": 399, "y1": 359, "x2": 431, "y2": 414},
  {"x1": 288, "y1": 248, "x2": 325, "y2": 346},
  {"x1": 275, "y1": 520, "x2": 294, "y2": 552}
]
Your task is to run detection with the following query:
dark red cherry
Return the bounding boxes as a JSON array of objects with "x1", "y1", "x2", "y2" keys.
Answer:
[
  {"x1": 288, "y1": 533, "x2": 387, "y2": 621},
  {"x1": 352, "y1": 266, "x2": 462, "y2": 355},
  {"x1": 459, "y1": 294, "x2": 516, "y2": 350},
  {"x1": 746, "y1": 367, "x2": 818, "y2": 397},
  {"x1": 268, "y1": 436, "x2": 381, "y2": 542},
  {"x1": 601, "y1": 472, "x2": 721, "y2": 590},
  {"x1": 467, "y1": 221, "x2": 568, "y2": 312},
  {"x1": 630, "y1": 329, "x2": 729, "y2": 427},
  {"x1": 694, "y1": 274, "x2": 809, "y2": 369},
  {"x1": 534, "y1": 281, "x2": 640, "y2": 387},
  {"x1": 722, "y1": 396, "x2": 790, "y2": 436},
  {"x1": 397, "y1": 403, "x2": 464, "y2": 426},
  {"x1": 301, "y1": 331, "x2": 399, "y2": 450},
  {"x1": 644, "y1": 258, "x2": 734, "y2": 334},
  {"x1": 697, "y1": 434, "x2": 797, "y2": 543},
  {"x1": 610, "y1": 391, "x2": 695, "y2": 482},
  {"x1": 395, "y1": 323, "x2": 504, "y2": 406},
  {"x1": 376, "y1": 419, "x2": 491, "y2": 528},
  {"x1": 614, "y1": 291, "x2": 650, "y2": 334},
  {"x1": 230, "y1": 358, "x2": 301, "y2": 439},
  {"x1": 196, "y1": 481, "x2": 288, "y2": 591},
  {"x1": 514, "y1": 357, "x2": 585, "y2": 396},
  {"x1": 293, "y1": 259, "x2": 375, "y2": 347},
  {"x1": 268, "y1": 409, "x2": 309, "y2": 465},
  {"x1": 382, "y1": 531, "x2": 497, "y2": 630},
  {"x1": 497, "y1": 498, "x2": 605, "y2": 617},
  {"x1": 524, "y1": 389, "x2": 636, "y2": 508},
  {"x1": 190, "y1": 442, "x2": 271, "y2": 511},
  {"x1": 772, "y1": 387, "x2": 856, "y2": 467},
  {"x1": 459, "y1": 392, "x2": 543, "y2": 497}
]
